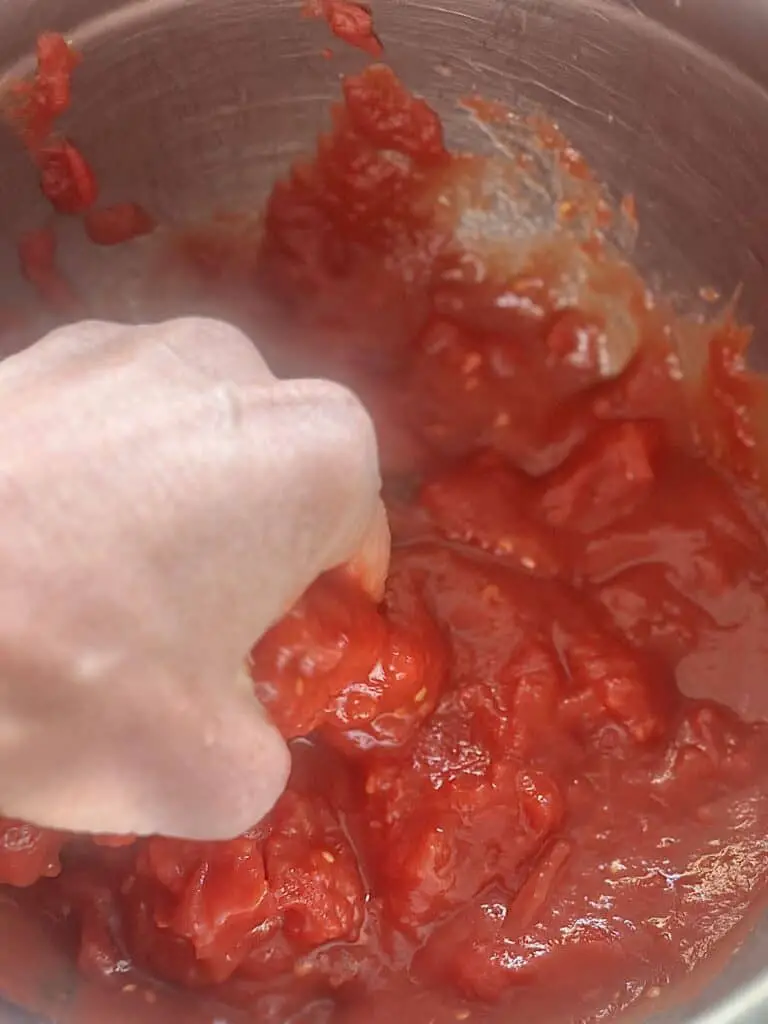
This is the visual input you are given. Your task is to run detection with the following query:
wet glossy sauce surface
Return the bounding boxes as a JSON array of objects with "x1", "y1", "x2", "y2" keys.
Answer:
[{"x1": 2, "y1": 50, "x2": 768, "y2": 1024}]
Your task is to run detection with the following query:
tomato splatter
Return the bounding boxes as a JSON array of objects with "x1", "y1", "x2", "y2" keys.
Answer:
[
  {"x1": 324, "y1": 0, "x2": 382, "y2": 56},
  {"x1": 3, "y1": 34, "x2": 153, "y2": 248},
  {"x1": 305, "y1": 0, "x2": 383, "y2": 56}
]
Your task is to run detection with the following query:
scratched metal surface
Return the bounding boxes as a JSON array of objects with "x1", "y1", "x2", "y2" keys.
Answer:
[{"x1": 0, "y1": 0, "x2": 766, "y2": 1021}]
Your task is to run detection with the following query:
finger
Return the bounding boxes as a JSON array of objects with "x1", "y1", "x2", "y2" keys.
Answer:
[
  {"x1": 0, "y1": 320, "x2": 127, "y2": 397},
  {"x1": 227, "y1": 376, "x2": 387, "y2": 632},
  {"x1": 0, "y1": 667, "x2": 290, "y2": 840},
  {"x1": 343, "y1": 499, "x2": 391, "y2": 602},
  {"x1": 0, "y1": 317, "x2": 274, "y2": 405},
  {"x1": 147, "y1": 317, "x2": 275, "y2": 387}
]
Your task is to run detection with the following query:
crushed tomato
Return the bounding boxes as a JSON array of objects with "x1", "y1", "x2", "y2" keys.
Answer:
[{"x1": 3, "y1": 53, "x2": 768, "y2": 1024}]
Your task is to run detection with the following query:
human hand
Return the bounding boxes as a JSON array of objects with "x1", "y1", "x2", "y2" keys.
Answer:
[{"x1": 0, "y1": 317, "x2": 388, "y2": 839}]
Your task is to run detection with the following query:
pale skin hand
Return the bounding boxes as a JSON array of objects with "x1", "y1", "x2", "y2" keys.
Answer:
[{"x1": 0, "y1": 317, "x2": 389, "y2": 840}]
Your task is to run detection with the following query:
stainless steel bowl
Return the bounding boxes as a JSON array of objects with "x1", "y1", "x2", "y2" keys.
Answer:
[{"x1": 0, "y1": 0, "x2": 766, "y2": 1021}]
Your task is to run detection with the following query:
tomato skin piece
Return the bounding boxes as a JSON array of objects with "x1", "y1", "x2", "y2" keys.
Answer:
[
  {"x1": 84, "y1": 203, "x2": 156, "y2": 246},
  {"x1": 38, "y1": 139, "x2": 98, "y2": 214}
]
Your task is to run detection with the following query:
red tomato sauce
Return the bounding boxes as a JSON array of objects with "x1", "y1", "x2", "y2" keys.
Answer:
[{"x1": 3, "y1": 55, "x2": 768, "y2": 1024}]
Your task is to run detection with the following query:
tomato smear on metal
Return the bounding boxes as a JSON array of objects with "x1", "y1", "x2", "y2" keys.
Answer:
[
  {"x1": 2, "y1": 35, "x2": 153, "y2": 252},
  {"x1": 2, "y1": 33, "x2": 81, "y2": 149},
  {"x1": 2, "y1": 36, "x2": 97, "y2": 216},
  {"x1": 37, "y1": 138, "x2": 98, "y2": 214},
  {"x1": 84, "y1": 203, "x2": 156, "y2": 246},
  {"x1": 17, "y1": 226, "x2": 80, "y2": 315},
  {"x1": 2, "y1": 40, "x2": 768, "y2": 1024}
]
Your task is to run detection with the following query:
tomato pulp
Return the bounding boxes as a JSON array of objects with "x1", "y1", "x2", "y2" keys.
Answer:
[{"x1": 3, "y1": 61, "x2": 768, "y2": 1024}]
